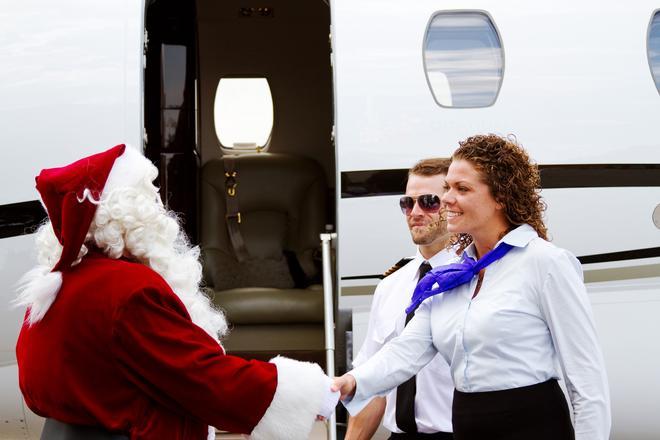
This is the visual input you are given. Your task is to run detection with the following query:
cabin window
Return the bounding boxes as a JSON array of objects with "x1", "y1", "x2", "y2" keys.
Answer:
[
  {"x1": 649, "y1": 10, "x2": 660, "y2": 93},
  {"x1": 423, "y1": 11, "x2": 504, "y2": 108},
  {"x1": 213, "y1": 77, "x2": 274, "y2": 150}
]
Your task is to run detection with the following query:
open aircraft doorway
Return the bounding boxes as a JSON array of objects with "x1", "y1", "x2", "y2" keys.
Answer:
[{"x1": 144, "y1": 0, "x2": 338, "y2": 372}]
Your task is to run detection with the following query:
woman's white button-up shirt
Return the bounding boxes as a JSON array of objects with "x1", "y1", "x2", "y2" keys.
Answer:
[{"x1": 346, "y1": 224, "x2": 611, "y2": 440}]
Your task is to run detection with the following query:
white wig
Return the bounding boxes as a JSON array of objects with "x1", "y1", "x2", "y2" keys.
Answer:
[{"x1": 19, "y1": 152, "x2": 227, "y2": 342}]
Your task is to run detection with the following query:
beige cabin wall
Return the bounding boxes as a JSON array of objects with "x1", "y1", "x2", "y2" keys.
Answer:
[{"x1": 195, "y1": 0, "x2": 335, "y2": 186}]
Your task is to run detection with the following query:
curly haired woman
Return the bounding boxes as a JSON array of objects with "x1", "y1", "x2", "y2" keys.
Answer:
[{"x1": 333, "y1": 134, "x2": 611, "y2": 440}]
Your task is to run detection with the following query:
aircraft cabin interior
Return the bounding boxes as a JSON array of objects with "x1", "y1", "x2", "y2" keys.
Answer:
[{"x1": 144, "y1": 0, "x2": 337, "y2": 368}]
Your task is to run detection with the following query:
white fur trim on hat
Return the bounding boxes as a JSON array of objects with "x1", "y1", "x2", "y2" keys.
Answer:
[
  {"x1": 103, "y1": 145, "x2": 154, "y2": 195},
  {"x1": 249, "y1": 356, "x2": 329, "y2": 440},
  {"x1": 13, "y1": 265, "x2": 63, "y2": 325}
]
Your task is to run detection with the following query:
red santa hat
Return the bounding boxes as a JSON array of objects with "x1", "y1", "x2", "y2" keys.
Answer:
[
  {"x1": 36, "y1": 144, "x2": 126, "y2": 272},
  {"x1": 17, "y1": 144, "x2": 153, "y2": 324}
]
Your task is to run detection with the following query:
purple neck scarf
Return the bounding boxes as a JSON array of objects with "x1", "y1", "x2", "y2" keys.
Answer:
[{"x1": 405, "y1": 242, "x2": 514, "y2": 314}]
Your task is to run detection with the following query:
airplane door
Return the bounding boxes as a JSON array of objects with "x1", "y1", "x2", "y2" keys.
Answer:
[
  {"x1": 332, "y1": 0, "x2": 458, "y2": 288},
  {"x1": 0, "y1": 1, "x2": 144, "y2": 437}
]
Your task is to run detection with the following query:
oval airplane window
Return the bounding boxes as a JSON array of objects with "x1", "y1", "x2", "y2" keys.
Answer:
[
  {"x1": 214, "y1": 77, "x2": 274, "y2": 150},
  {"x1": 648, "y1": 10, "x2": 660, "y2": 94},
  {"x1": 423, "y1": 11, "x2": 504, "y2": 108}
]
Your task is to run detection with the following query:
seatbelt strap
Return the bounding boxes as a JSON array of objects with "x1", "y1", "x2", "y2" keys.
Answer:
[{"x1": 223, "y1": 157, "x2": 249, "y2": 262}]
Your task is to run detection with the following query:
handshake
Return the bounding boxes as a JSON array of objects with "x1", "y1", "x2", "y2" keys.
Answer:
[{"x1": 317, "y1": 374, "x2": 357, "y2": 419}]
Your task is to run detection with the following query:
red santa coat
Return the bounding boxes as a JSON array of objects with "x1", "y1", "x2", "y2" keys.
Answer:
[{"x1": 16, "y1": 251, "x2": 327, "y2": 439}]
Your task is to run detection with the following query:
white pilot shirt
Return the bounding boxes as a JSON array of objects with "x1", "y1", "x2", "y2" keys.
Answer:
[
  {"x1": 353, "y1": 248, "x2": 455, "y2": 434},
  {"x1": 346, "y1": 224, "x2": 611, "y2": 440}
]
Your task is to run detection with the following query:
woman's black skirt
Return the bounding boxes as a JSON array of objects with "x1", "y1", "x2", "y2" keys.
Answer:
[{"x1": 452, "y1": 379, "x2": 574, "y2": 440}]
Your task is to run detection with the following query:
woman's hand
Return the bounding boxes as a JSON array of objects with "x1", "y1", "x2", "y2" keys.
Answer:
[{"x1": 331, "y1": 373, "x2": 357, "y2": 400}]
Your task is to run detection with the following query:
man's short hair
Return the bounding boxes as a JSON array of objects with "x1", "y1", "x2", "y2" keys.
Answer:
[{"x1": 409, "y1": 157, "x2": 451, "y2": 177}]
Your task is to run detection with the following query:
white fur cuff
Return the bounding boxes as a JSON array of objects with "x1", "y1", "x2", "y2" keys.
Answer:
[{"x1": 249, "y1": 356, "x2": 328, "y2": 440}]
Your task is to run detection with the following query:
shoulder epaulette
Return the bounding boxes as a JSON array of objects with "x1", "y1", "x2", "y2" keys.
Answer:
[{"x1": 381, "y1": 257, "x2": 414, "y2": 279}]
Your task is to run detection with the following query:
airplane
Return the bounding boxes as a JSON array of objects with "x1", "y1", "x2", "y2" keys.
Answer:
[{"x1": 0, "y1": 0, "x2": 659, "y2": 438}]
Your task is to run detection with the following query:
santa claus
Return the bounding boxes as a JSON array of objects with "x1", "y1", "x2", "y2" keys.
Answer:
[{"x1": 15, "y1": 144, "x2": 337, "y2": 439}]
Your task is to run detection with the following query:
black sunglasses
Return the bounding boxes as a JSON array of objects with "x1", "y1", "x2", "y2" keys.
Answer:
[{"x1": 399, "y1": 194, "x2": 442, "y2": 215}]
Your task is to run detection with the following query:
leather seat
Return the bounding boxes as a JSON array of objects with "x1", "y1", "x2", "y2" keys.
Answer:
[{"x1": 200, "y1": 153, "x2": 327, "y2": 362}]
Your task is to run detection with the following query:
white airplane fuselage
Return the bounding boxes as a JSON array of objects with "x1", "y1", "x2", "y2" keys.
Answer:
[{"x1": 0, "y1": 0, "x2": 659, "y2": 438}]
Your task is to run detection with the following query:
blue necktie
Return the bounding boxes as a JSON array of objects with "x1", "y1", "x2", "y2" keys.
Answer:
[{"x1": 405, "y1": 242, "x2": 514, "y2": 314}]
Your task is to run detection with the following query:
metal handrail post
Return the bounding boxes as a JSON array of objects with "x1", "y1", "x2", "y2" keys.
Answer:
[{"x1": 320, "y1": 232, "x2": 338, "y2": 440}]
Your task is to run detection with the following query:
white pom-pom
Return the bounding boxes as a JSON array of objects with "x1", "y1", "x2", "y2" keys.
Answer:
[{"x1": 13, "y1": 266, "x2": 63, "y2": 325}]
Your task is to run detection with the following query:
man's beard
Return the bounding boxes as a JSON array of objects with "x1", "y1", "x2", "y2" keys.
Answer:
[{"x1": 410, "y1": 219, "x2": 446, "y2": 245}]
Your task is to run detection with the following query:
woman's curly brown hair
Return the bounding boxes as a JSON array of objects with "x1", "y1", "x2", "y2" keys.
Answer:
[{"x1": 450, "y1": 134, "x2": 547, "y2": 253}]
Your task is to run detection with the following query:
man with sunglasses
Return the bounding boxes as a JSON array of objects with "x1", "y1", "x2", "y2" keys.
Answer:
[{"x1": 346, "y1": 158, "x2": 455, "y2": 440}]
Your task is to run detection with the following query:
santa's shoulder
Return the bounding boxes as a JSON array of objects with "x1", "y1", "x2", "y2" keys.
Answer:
[{"x1": 74, "y1": 252, "x2": 173, "y2": 298}]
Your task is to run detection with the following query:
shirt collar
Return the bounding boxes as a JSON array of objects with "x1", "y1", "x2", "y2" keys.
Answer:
[
  {"x1": 464, "y1": 224, "x2": 538, "y2": 259},
  {"x1": 414, "y1": 246, "x2": 457, "y2": 268}
]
